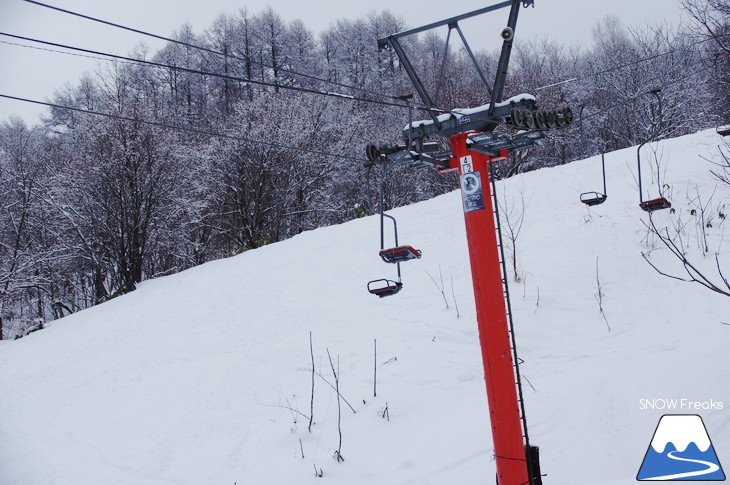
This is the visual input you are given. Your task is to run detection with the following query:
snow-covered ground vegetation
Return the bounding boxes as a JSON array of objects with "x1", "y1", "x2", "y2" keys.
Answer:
[{"x1": 1, "y1": 129, "x2": 728, "y2": 485}]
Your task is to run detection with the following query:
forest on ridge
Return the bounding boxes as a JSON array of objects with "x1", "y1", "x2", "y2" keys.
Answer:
[{"x1": 1, "y1": 1, "x2": 728, "y2": 337}]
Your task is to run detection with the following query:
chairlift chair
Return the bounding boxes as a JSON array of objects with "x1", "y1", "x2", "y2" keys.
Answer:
[
  {"x1": 374, "y1": 195, "x2": 422, "y2": 266},
  {"x1": 637, "y1": 142, "x2": 671, "y2": 213},
  {"x1": 636, "y1": 90, "x2": 671, "y2": 213},
  {"x1": 379, "y1": 245, "x2": 422, "y2": 264},
  {"x1": 580, "y1": 153, "x2": 608, "y2": 206},
  {"x1": 367, "y1": 279, "x2": 403, "y2": 298},
  {"x1": 580, "y1": 192, "x2": 607, "y2": 206},
  {"x1": 364, "y1": 168, "x2": 422, "y2": 297},
  {"x1": 639, "y1": 197, "x2": 671, "y2": 212}
]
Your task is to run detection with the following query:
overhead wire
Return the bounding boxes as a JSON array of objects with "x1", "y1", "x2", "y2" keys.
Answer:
[
  {"x1": 0, "y1": 39, "x2": 137, "y2": 66},
  {"x1": 0, "y1": 93, "x2": 370, "y2": 163},
  {"x1": 537, "y1": 61, "x2": 717, "y2": 145},
  {"x1": 526, "y1": 30, "x2": 725, "y2": 134},
  {"x1": 0, "y1": 32, "x2": 414, "y2": 110},
  {"x1": 1, "y1": 33, "x2": 715, "y2": 149},
  {"x1": 25, "y1": 0, "x2": 716, "y2": 120},
  {"x1": 26, "y1": 0, "x2": 728, "y2": 112},
  {"x1": 21, "y1": 0, "x2": 418, "y2": 107},
  {"x1": 584, "y1": 63, "x2": 715, "y2": 123},
  {"x1": 7, "y1": 2, "x2": 725, "y2": 145},
  {"x1": 535, "y1": 33, "x2": 729, "y2": 92},
  {"x1": 6, "y1": 20, "x2": 691, "y2": 120}
]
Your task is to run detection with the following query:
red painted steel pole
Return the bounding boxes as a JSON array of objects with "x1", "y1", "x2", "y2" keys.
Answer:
[{"x1": 449, "y1": 133, "x2": 528, "y2": 485}]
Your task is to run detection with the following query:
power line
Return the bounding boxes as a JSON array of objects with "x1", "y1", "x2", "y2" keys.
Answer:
[
  {"x1": 0, "y1": 32, "x2": 412, "y2": 111},
  {"x1": 0, "y1": 93, "x2": 369, "y2": 163},
  {"x1": 22, "y1": 0, "x2": 413, "y2": 107}
]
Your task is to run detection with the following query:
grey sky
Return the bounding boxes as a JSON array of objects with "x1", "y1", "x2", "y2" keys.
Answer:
[{"x1": 0, "y1": 0, "x2": 690, "y2": 124}]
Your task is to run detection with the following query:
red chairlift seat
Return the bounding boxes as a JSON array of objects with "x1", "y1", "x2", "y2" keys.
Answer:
[
  {"x1": 379, "y1": 245, "x2": 422, "y2": 264},
  {"x1": 639, "y1": 197, "x2": 671, "y2": 212},
  {"x1": 580, "y1": 191, "x2": 607, "y2": 207},
  {"x1": 367, "y1": 279, "x2": 403, "y2": 298}
]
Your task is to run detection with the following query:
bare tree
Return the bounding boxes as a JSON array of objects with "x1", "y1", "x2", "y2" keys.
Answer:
[
  {"x1": 710, "y1": 140, "x2": 730, "y2": 187},
  {"x1": 0, "y1": 117, "x2": 50, "y2": 332},
  {"x1": 681, "y1": 0, "x2": 730, "y2": 120},
  {"x1": 2, "y1": 4, "x2": 726, "y2": 327},
  {"x1": 425, "y1": 266, "x2": 449, "y2": 309},
  {"x1": 640, "y1": 135, "x2": 729, "y2": 298},
  {"x1": 681, "y1": 0, "x2": 730, "y2": 53},
  {"x1": 499, "y1": 184, "x2": 529, "y2": 283},
  {"x1": 642, "y1": 214, "x2": 729, "y2": 298}
]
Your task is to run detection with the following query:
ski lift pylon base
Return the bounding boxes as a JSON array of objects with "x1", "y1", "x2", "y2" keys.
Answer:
[{"x1": 379, "y1": 245, "x2": 422, "y2": 264}]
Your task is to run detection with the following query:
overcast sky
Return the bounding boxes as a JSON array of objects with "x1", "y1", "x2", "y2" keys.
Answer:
[{"x1": 0, "y1": 0, "x2": 690, "y2": 124}]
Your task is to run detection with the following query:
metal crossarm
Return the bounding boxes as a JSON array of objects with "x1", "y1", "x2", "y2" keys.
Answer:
[
  {"x1": 377, "y1": 0, "x2": 533, "y2": 132},
  {"x1": 378, "y1": 1, "x2": 513, "y2": 41},
  {"x1": 385, "y1": 38, "x2": 441, "y2": 127}
]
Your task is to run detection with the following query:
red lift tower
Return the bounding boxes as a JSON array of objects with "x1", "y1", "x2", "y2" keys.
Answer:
[
  {"x1": 448, "y1": 134, "x2": 533, "y2": 485},
  {"x1": 365, "y1": 1, "x2": 572, "y2": 483}
]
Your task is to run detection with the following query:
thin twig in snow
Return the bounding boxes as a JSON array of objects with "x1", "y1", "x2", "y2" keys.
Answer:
[
  {"x1": 426, "y1": 266, "x2": 449, "y2": 309},
  {"x1": 308, "y1": 331, "x2": 315, "y2": 433},
  {"x1": 327, "y1": 349, "x2": 344, "y2": 463},
  {"x1": 450, "y1": 275, "x2": 460, "y2": 318}
]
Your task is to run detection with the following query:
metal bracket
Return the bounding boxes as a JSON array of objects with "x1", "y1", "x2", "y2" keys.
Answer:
[
  {"x1": 377, "y1": 0, "x2": 525, "y2": 131},
  {"x1": 404, "y1": 94, "x2": 538, "y2": 142},
  {"x1": 467, "y1": 130, "x2": 546, "y2": 157}
]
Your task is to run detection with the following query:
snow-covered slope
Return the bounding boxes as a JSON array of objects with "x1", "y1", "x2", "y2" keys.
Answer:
[{"x1": 1, "y1": 130, "x2": 728, "y2": 485}]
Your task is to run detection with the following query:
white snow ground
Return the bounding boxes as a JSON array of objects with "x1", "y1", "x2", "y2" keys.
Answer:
[{"x1": 1, "y1": 129, "x2": 729, "y2": 485}]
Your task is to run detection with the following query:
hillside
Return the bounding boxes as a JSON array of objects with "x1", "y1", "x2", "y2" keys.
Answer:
[{"x1": 1, "y1": 129, "x2": 728, "y2": 485}]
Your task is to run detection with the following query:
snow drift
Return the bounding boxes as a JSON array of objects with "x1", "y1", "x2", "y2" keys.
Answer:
[{"x1": 1, "y1": 129, "x2": 729, "y2": 485}]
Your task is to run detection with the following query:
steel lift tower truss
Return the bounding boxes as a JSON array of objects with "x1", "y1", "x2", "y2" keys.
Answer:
[{"x1": 366, "y1": 2, "x2": 572, "y2": 484}]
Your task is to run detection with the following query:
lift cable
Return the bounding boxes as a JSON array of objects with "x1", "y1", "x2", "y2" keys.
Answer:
[
  {"x1": 0, "y1": 39, "x2": 139, "y2": 66},
  {"x1": 540, "y1": 61, "x2": 716, "y2": 138},
  {"x1": 0, "y1": 32, "x2": 418, "y2": 111},
  {"x1": 27, "y1": 0, "x2": 729, "y2": 107},
  {"x1": 20, "y1": 0, "x2": 729, "y2": 120},
  {"x1": 536, "y1": 33, "x2": 729, "y2": 93},
  {"x1": 0, "y1": 93, "x2": 370, "y2": 163},
  {"x1": 21, "y1": 0, "x2": 418, "y2": 107},
  {"x1": 1, "y1": 39, "x2": 716, "y2": 161},
  {"x1": 594, "y1": 65, "x2": 713, "y2": 122}
]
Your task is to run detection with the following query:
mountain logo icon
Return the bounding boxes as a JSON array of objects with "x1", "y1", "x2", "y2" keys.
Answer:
[{"x1": 637, "y1": 414, "x2": 726, "y2": 481}]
